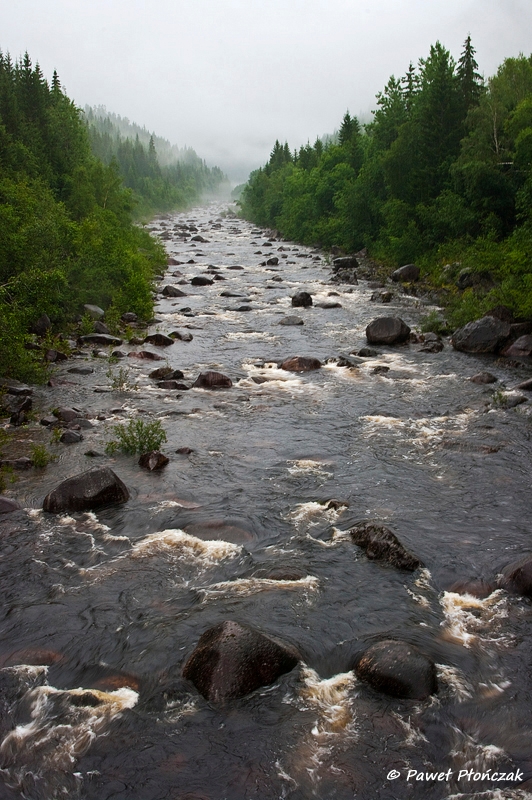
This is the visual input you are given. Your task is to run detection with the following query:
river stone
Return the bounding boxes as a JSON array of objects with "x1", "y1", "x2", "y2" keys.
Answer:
[
  {"x1": 470, "y1": 372, "x2": 497, "y2": 384},
  {"x1": 121, "y1": 312, "x2": 137, "y2": 323},
  {"x1": 127, "y1": 351, "x2": 165, "y2": 361},
  {"x1": 54, "y1": 406, "x2": 81, "y2": 423},
  {"x1": 279, "y1": 316, "x2": 304, "y2": 326},
  {"x1": 60, "y1": 430, "x2": 84, "y2": 444},
  {"x1": 162, "y1": 285, "x2": 187, "y2": 298},
  {"x1": 68, "y1": 367, "x2": 94, "y2": 375},
  {"x1": 0, "y1": 497, "x2": 21, "y2": 514},
  {"x1": 451, "y1": 316, "x2": 511, "y2": 354},
  {"x1": 447, "y1": 579, "x2": 495, "y2": 599},
  {"x1": 80, "y1": 334, "x2": 123, "y2": 347},
  {"x1": 93, "y1": 321, "x2": 110, "y2": 335},
  {"x1": 149, "y1": 366, "x2": 173, "y2": 380},
  {"x1": 514, "y1": 377, "x2": 532, "y2": 391},
  {"x1": 191, "y1": 234, "x2": 209, "y2": 243},
  {"x1": 83, "y1": 304, "x2": 105, "y2": 320},
  {"x1": 355, "y1": 640, "x2": 437, "y2": 700},
  {"x1": 43, "y1": 467, "x2": 130, "y2": 513},
  {"x1": 183, "y1": 620, "x2": 300, "y2": 703},
  {"x1": 192, "y1": 371, "x2": 232, "y2": 389},
  {"x1": 191, "y1": 276, "x2": 213, "y2": 286},
  {"x1": 280, "y1": 356, "x2": 322, "y2": 372},
  {"x1": 0, "y1": 379, "x2": 33, "y2": 396},
  {"x1": 371, "y1": 291, "x2": 393, "y2": 303},
  {"x1": 349, "y1": 522, "x2": 423, "y2": 571},
  {"x1": 502, "y1": 334, "x2": 532, "y2": 358},
  {"x1": 366, "y1": 317, "x2": 411, "y2": 345},
  {"x1": 138, "y1": 451, "x2": 169, "y2": 470},
  {"x1": 391, "y1": 264, "x2": 420, "y2": 282},
  {"x1": 498, "y1": 556, "x2": 532, "y2": 598},
  {"x1": 332, "y1": 256, "x2": 359, "y2": 272},
  {"x1": 143, "y1": 333, "x2": 174, "y2": 347},
  {"x1": 30, "y1": 313, "x2": 52, "y2": 337},
  {"x1": 291, "y1": 291, "x2": 313, "y2": 308}
]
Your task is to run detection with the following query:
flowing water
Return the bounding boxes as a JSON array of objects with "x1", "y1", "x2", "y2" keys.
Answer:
[{"x1": 1, "y1": 203, "x2": 532, "y2": 800}]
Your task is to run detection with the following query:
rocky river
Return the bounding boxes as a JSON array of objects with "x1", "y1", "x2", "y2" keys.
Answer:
[{"x1": 1, "y1": 202, "x2": 532, "y2": 800}]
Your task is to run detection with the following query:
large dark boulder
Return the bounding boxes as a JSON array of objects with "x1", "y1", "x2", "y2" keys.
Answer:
[
  {"x1": 0, "y1": 497, "x2": 21, "y2": 514},
  {"x1": 183, "y1": 621, "x2": 300, "y2": 703},
  {"x1": 451, "y1": 316, "x2": 511, "y2": 354},
  {"x1": 502, "y1": 335, "x2": 532, "y2": 358},
  {"x1": 43, "y1": 467, "x2": 130, "y2": 513},
  {"x1": 350, "y1": 522, "x2": 423, "y2": 571},
  {"x1": 366, "y1": 317, "x2": 411, "y2": 345},
  {"x1": 162, "y1": 285, "x2": 187, "y2": 297},
  {"x1": 192, "y1": 371, "x2": 232, "y2": 389},
  {"x1": 191, "y1": 276, "x2": 214, "y2": 286},
  {"x1": 332, "y1": 255, "x2": 359, "y2": 272},
  {"x1": 355, "y1": 640, "x2": 437, "y2": 700},
  {"x1": 291, "y1": 291, "x2": 313, "y2": 308},
  {"x1": 391, "y1": 264, "x2": 420, "y2": 282},
  {"x1": 280, "y1": 356, "x2": 322, "y2": 372},
  {"x1": 143, "y1": 333, "x2": 174, "y2": 347},
  {"x1": 498, "y1": 556, "x2": 532, "y2": 599}
]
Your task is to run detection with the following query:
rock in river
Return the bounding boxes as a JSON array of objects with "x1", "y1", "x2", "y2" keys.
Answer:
[
  {"x1": 192, "y1": 371, "x2": 233, "y2": 389},
  {"x1": 349, "y1": 522, "x2": 423, "y2": 571},
  {"x1": 280, "y1": 356, "x2": 321, "y2": 372},
  {"x1": 451, "y1": 316, "x2": 511, "y2": 354},
  {"x1": 366, "y1": 317, "x2": 411, "y2": 345},
  {"x1": 498, "y1": 556, "x2": 532, "y2": 599},
  {"x1": 143, "y1": 333, "x2": 174, "y2": 347},
  {"x1": 355, "y1": 640, "x2": 437, "y2": 700},
  {"x1": 138, "y1": 451, "x2": 169, "y2": 471},
  {"x1": 291, "y1": 291, "x2": 313, "y2": 308},
  {"x1": 183, "y1": 620, "x2": 300, "y2": 703},
  {"x1": 43, "y1": 467, "x2": 130, "y2": 513}
]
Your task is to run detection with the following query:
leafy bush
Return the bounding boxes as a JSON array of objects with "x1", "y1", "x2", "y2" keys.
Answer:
[
  {"x1": 30, "y1": 444, "x2": 56, "y2": 468},
  {"x1": 106, "y1": 418, "x2": 167, "y2": 455}
]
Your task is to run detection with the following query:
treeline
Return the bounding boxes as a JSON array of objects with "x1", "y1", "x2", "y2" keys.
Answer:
[
  {"x1": 0, "y1": 52, "x2": 165, "y2": 380},
  {"x1": 85, "y1": 107, "x2": 229, "y2": 216},
  {"x1": 240, "y1": 39, "x2": 532, "y2": 323}
]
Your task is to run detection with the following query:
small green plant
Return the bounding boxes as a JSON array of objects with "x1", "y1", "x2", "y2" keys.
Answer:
[
  {"x1": 106, "y1": 418, "x2": 167, "y2": 455},
  {"x1": 79, "y1": 313, "x2": 95, "y2": 336},
  {"x1": 103, "y1": 305, "x2": 121, "y2": 336},
  {"x1": 30, "y1": 444, "x2": 56, "y2": 468},
  {"x1": 419, "y1": 310, "x2": 448, "y2": 335},
  {"x1": 106, "y1": 366, "x2": 139, "y2": 392},
  {"x1": 0, "y1": 465, "x2": 16, "y2": 493},
  {"x1": 50, "y1": 427, "x2": 62, "y2": 444}
]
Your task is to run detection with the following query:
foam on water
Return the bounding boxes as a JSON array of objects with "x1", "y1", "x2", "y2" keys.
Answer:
[
  {"x1": 131, "y1": 528, "x2": 242, "y2": 563},
  {"x1": 440, "y1": 590, "x2": 511, "y2": 649},
  {"x1": 199, "y1": 575, "x2": 319, "y2": 602},
  {"x1": 289, "y1": 501, "x2": 347, "y2": 529},
  {"x1": 287, "y1": 460, "x2": 334, "y2": 478}
]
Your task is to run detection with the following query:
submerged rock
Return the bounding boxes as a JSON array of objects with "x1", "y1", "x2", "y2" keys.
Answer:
[
  {"x1": 138, "y1": 451, "x2": 169, "y2": 470},
  {"x1": 280, "y1": 356, "x2": 321, "y2": 372},
  {"x1": 498, "y1": 557, "x2": 532, "y2": 599},
  {"x1": 143, "y1": 333, "x2": 174, "y2": 347},
  {"x1": 43, "y1": 467, "x2": 130, "y2": 513},
  {"x1": 183, "y1": 620, "x2": 300, "y2": 703},
  {"x1": 366, "y1": 317, "x2": 411, "y2": 345},
  {"x1": 355, "y1": 640, "x2": 437, "y2": 700},
  {"x1": 192, "y1": 371, "x2": 232, "y2": 389},
  {"x1": 470, "y1": 371, "x2": 497, "y2": 384},
  {"x1": 0, "y1": 497, "x2": 21, "y2": 514},
  {"x1": 349, "y1": 522, "x2": 423, "y2": 571},
  {"x1": 279, "y1": 316, "x2": 304, "y2": 326},
  {"x1": 447, "y1": 579, "x2": 495, "y2": 599}
]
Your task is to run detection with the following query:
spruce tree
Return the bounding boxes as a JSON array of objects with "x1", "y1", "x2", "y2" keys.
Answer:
[{"x1": 457, "y1": 35, "x2": 483, "y2": 113}]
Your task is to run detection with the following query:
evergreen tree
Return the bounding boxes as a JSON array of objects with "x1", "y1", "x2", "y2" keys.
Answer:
[{"x1": 457, "y1": 35, "x2": 483, "y2": 113}]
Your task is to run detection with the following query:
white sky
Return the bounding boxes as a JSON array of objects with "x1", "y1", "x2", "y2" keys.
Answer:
[{"x1": 2, "y1": 0, "x2": 532, "y2": 181}]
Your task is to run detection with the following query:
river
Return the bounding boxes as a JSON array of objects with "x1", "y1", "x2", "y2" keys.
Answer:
[{"x1": 1, "y1": 202, "x2": 532, "y2": 800}]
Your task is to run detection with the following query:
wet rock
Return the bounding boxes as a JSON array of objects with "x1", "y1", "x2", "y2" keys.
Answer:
[
  {"x1": 447, "y1": 579, "x2": 496, "y2": 599},
  {"x1": 191, "y1": 276, "x2": 214, "y2": 286},
  {"x1": 266, "y1": 257, "x2": 279, "y2": 266},
  {"x1": 138, "y1": 451, "x2": 169, "y2": 470},
  {"x1": 44, "y1": 348, "x2": 68, "y2": 363},
  {"x1": 316, "y1": 301, "x2": 342, "y2": 309},
  {"x1": 111, "y1": 350, "x2": 126, "y2": 359},
  {"x1": 143, "y1": 333, "x2": 174, "y2": 347},
  {"x1": 43, "y1": 467, "x2": 130, "y2": 513},
  {"x1": 349, "y1": 522, "x2": 423, "y2": 571},
  {"x1": 156, "y1": 380, "x2": 185, "y2": 390},
  {"x1": 419, "y1": 333, "x2": 444, "y2": 353},
  {"x1": 53, "y1": 406, "x2": 81, "y2": 423},
  {"x1": 280, "y1": 356, "x2": 322, "y2": 372},
  {"x1": 371, "y1": 291, "x2": 393, "y2": 303},
  {"x1": 514, "y1": 377, "x2": 532, "y2": 391},
  {"x1": 470, "y1": 372, "x2": 498, "y2": 384},
  {"x1": 83, "y1": 304, "x2": 105, "y2": 320},
  {"x1": 0, "y1": 379, "x2": 32, "y2": 396},
  {"x1": 84, "y1": 450, "x2": 103, "y2": 458},
  {"x1": 192, "y1": 371, "x2": 233, "y2": 389},
  {"x1": 80, "y1": 334, "x2": 123, "y2": 346},
  {"x1": 291, "y1": 291, "x2": 313, "y2": 308},
  {"x1": 121, "y1": 312, "x2": 137, "y2": 323},
  {"x1": 169, "y1": 330, "x2": 193, "y2": 341},
  {"x1": 127, "y1": 351, "x2": 165, "y2": 361},
  {"x1": 357, "y1": 347, "x2": 379, "y2": 357},
  {"x1": 191, "y1": 235, "x2": 209, "y2": 243},
  {"x1": 68, "y1": 367, "x2": 94, "y2": 375},
  {"x1": 227, "y1": 265, "x2": 244, "y2": 270},
  {"x1": 60, "y1": 430, "x2": 84, "y2": 444},
  {"x1": 176, "y1": 447, "x2": 194, "y2": 454},
  {"x1": 260, "y1": 567, "x2": 308, "y2": 581},
  {"x1": 391, "y1": 264, "x2": 420, "y2": 282},
  {"x1": 162, "y1": 285, "x2": 187, "y2": 297},
  {"x1": 40, "y1": 415, "x2": 59, "y2": 427},
  {"x1": 355, "y1": 640, "x2": 437, "y2": 700},
  {"x1": 93, "y1": 321, "x2": 110, "y2": 335},
  {"x1": 494, "y1": 390, "x2": 527, "y2": 408},
  {"x1": 502, "y1": 334, "x2": 532, "y2": 358},
  {"x1": 366, "y1": 317, "x2": 411, "y2": 345},
  {"x1": 233, "y1": 305, "x2": 252, "y2": 312},
  {"x1": 183, "y1": 620, "x2": 300, "y2": 703},
  {"x1": 331, "y1": 269, "x2": 358, "y2": 284},
  {"x1": 451, "y1": 316, "x2": 511, "y2": 354},
  {"x1": 150, "y1": 366, "x2": 178, "y2": 380},
  {"x1": 30, "y1": 313, "x2": 52, "y2": 337},
  {"x1": 332, "y1": 256, "x2": 359, "y2": 272},
  {"x1": 498, "y1": 556, "x2": 532, "y2": 599},
  {"x1": 279, "y1": 316, "x2": 304, "y2": 326},
  {"x1": 0, "y1": 457, "x2": 32, "y2": 471},
  {"x1": 372, "y1": 365, "x2": 390, "y2": 375},
  {"x1": 0, "y1": 497, "x2": 21, "y2": 514}
]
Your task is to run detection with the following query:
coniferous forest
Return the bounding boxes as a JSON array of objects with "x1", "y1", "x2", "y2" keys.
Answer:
[
  {"x1": 0, "y1": 53, "x2": 225, "y2": 382},
  {"x1": 240, "y1": 39, "x2": 532, "y2": 326}
]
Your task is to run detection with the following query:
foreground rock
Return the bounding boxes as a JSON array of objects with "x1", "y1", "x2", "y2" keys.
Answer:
[
  {"x1": 43, "y1": 468, "x2": 130, "y2": 513},
  {"x1": 366, "y1": 317, "x2": 411, "y2": 345},
  {"x1": 291, "y1": 291, "x2": 313, "y2": 308},
  {"x1": 192, "y1": 371, "x2": 232, "y2": 389},
  {"x1": 280, "y1": 356, "x2": 322, "y2": 372},
  {"x1": 0, "y1": 497, "x2": 21, "y2": 514},
  {"x1": 350, "y1": 522, "x2": 423, "y2": 571},
  {"x1": 355, "y1": 640, "x2": 437, "y2": 700},
  {"x1": 183, "y1": 620, "x2": 300, "y2": 703},
  {"x1": 451, "y1": 316, "x2": 511, "y2": 354},
  {"x1": 502, "y1": 334, "x2": 532, "y2": 358},
  {"x1": 498, "y1": 556, "x2": 532, "y2": 599}
]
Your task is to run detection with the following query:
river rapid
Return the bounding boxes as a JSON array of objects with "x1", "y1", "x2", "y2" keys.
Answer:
[{"x1": 1, "y1": 203, "x2": 532, "y2": 800}]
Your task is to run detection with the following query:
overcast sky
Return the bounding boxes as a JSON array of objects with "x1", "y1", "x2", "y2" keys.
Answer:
[{"x1": 2, "y1": 0, "x2": 532, "y2": 182}]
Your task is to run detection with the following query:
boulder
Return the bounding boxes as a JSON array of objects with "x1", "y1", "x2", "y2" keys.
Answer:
[
  {"x1": 0, "y1": 379, "x2": 32, "y2": 397},
  {"x1": 53, "y1": 406, "x2": 80, "y2": 423},
  {"x1": 279, "y1": 316, "x2": 304, "y2": 326},
  {"x1": 391, "y1": 264, "x2": 420, "y2": 282},
  {"x1": 470, "y1": 372, "x2": 497, "y2": 384},
  {"x1": 30, "y1": 314, "x2": 52, "y2": 337},
  {"x1": 280, "y1": 356, "x2": 322, "y2": 372},
  {"x1": 366, "y1": 317, "x2": 411, "y2": 345},
  {"x1": 0, "y1": 497, "x2": 21, "y2": 514},
  {"x1": 331, "y1": 269, "x2": 358, "y2": 284},
  {"x1": 83, "y1": 304, "x2": 105, "y2": 320},
  {"x1": 266, "y1": 257, "x2": 279, "y2": 266},
  {"x1": 138, "y1": 451, "x2": 169, "y2": 470},
  {"x1": 447, "y1": 579, "x2": 495, "y2": 599},
  {"x1": 514, "y1": 377, "x2": 532, "y2": 392},
  {"x1": 502, "y1": 334, "x2": 532, "y2": 358},
  {"x1": 190, "y1": 235, "x2": 209, "y2": 243},
  {"x1": 357, "y1": 347, "x2": 379, "y2": 357},
  {"x1": 68, "y1": 367, "x2": 94, "y2": 376},
  {"x1": 127, "y1": 351, "x2": 165, "y2": 361},
  {"x1": 192, "y1": 371, "x2": 232, "y2": 389},
  {"x1": 80, "y1": 334, "x2": 123, "y2": 347},
  {"x1": 191, "y1": 276, "x2": 213, "y2": 286},
  {"x1": 60, "y1": 430, "x2": 84, "y2": 444},
  {"x1": 162, "y1": 285, "x2": 187, "y2": 298},
  {"x1": 371, "y1": 291, "x2": 393, "y2": 303},
  {"x1": 169, "y1": 331, "x2": 193, "y2": 341},
  {"x1": 43, "y1": 467, "x2": 130, "y2": 513},
  {"x1": 149, "y1": 366, "x2": 174, "y2": 380},
  {"x1": 291, "y1": 291, "x2": 313, "y2": 308},
  {"x1": 355, "y1": 640, "x2": 437, "y2": 700},
  {"x1": 183, "y1": 620, "x2": 300, "y2": 703},
  {"x1": 451, "y1": 316, "x2": 511, "y2": 354},
  {"x1": 372, "y1": 366, "x2": 389, "y2": 376},
  {"x1": 332, "y1": 256, "x2": 359, "y2": 272},
  {"x1": 121, "y1": 312, "x2": 138, "y2": 323},
  {"x1": 44, "y1": 349, "x2": 68, "y2": 363},
  {"x1": 498, "y1": 556, "x2": 532, "y2": 599},
  {"x1": 419, "y1": 333, "x2": 444, "y2": 353},
  {"x1": 93, "y1": 321, "x2": 110, "y2": 335},
  {"x1": 349, "y1": 522, "x2": 423, "y2": 571},
  {"x1": 143, "y1": 333, "x2": 174, "y2": 347}
]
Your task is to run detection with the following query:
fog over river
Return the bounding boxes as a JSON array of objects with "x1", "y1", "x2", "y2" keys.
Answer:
[{"x1": 1, "y1": 203, "x2": 532, "y2": 799}]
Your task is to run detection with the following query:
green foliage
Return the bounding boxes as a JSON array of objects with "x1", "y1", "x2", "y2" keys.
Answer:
[
  {"x1": 106, "y1": 366, "x2": 139, "y2": 392},
  {"x1": 419, "y1": 310, "x2": 448, "y2": 334},
  {"x1": 30, "y1": 444, "x2": 56, "y2": 468},
  {"x1": 105, "y1": 418, "x2": 167, "y2": 455}
]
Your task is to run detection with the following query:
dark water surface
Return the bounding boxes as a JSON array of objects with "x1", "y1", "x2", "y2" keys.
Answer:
[{"x1": 1, "y1": 204, "x2": 532, "y2": 800}]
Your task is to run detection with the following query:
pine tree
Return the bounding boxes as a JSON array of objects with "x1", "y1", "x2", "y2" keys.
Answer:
[{"x1": 457, "y1": 35, "x2": 483, "y2": 113}]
